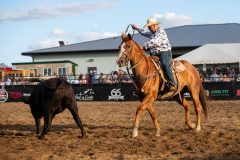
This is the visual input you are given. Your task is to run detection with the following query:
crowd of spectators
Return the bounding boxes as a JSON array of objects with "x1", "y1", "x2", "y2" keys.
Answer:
[
  {"x1": 0, "y1": 77, "x2": 33, "y2": 86},
  {"x1": 199, "y1": 67, "x2": 240, "y2": 82},
  {"x1": 0, "y1": 69, "x2": 133, "y2": 86},
  {"x1": 77, "y1": 69, "x2": 132, "y2": 84},
  {"x1": 1, "y1": 67, "x2": 240, "y2": 86}
]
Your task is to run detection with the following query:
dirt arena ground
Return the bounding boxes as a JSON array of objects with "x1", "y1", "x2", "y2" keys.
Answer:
[{"x1": 0, "y1": 100, "x2": 239, "y2": 160}]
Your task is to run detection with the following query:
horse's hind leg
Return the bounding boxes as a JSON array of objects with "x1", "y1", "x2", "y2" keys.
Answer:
[
  {"x1": 176, "y1": 93, "x2": 195, "y2": 129},
  {"x1": 147, "y1": 104, "x2": 160, "y2": 136},
  {"x1": 191, "y1": 93, "x2": 202, "y2": 132}
]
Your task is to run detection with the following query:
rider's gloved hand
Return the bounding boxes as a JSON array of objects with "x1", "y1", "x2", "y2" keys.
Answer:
[
  {"x1": 131, "y1": 24, "x2": 138, "y2": 30},
  {"x1": 142, "y1": 45, "x2": 148, "y2": 51}
]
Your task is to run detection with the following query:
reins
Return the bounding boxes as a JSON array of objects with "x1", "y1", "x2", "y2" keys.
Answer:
[
  {"x1": 122, "y1": 24, "x2": 159, "y2": 92},
  {"x1": 124, "y1": 40, "x2": 158, "y2": 92}
]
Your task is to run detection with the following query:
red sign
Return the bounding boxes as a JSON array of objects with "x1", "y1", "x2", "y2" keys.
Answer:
[
  {"x1": 9, "y1": 92, "x2": 22, "y2": 99},
  {"x1": 236, "y1": 89, "x2": 240, "y2": 96}
]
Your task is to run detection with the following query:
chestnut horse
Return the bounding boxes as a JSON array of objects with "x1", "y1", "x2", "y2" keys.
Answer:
[{"x1": 117, "y1": 33, "x2": 208, "y2": 137}]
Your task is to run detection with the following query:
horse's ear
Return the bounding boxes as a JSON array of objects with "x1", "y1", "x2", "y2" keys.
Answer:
[
  {"x1": 127, "y1": 33, "x2": 132, "y2": 40},
  {"x1": 121, "y1": 32, "x2": 125, "y2": 39}
]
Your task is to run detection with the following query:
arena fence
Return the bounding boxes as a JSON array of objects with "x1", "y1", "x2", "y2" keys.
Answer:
[{"x1": 1, "y1": 82, "x2": 240, "y2": 102}]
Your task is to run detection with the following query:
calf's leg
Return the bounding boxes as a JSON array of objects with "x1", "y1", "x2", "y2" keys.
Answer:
[
  {"x1": 39, "y1": 114, "x2": 52, "y2": 140},
  {"x1": 68, "y1": 103, "x2": 85, "y2": 137},
  {"x1": 35, "y1": 118, "x2": 41, "y2": 134}
]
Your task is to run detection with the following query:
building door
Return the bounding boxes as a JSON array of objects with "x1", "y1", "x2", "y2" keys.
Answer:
[{"x1": 87, "y1": 67, "x2": 97, "y2": 74}]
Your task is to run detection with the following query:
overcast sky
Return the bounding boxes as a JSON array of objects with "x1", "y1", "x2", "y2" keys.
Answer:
[{"x1": 1, "y1": 0, "x2": 240, "y2": 66}]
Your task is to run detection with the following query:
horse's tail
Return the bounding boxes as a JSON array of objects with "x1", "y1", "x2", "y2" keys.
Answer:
[{"x1": 199, "y1": 84, "x2": 208, "y2": 121}]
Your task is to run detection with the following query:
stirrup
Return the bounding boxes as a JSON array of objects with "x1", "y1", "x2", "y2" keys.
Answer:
[{"x1": 169, "y1": 81, "x2": 176, "y2": 87}]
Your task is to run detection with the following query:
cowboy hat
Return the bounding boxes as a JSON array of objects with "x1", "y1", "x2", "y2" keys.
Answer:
[{"x1": 144, "y1": 17, "x2": 160, "y2": 27}]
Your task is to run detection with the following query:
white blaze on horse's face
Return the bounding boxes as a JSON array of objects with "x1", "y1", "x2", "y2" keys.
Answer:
[{"x1": 117, "y1": 43, "x2": 128, "y2": 67}]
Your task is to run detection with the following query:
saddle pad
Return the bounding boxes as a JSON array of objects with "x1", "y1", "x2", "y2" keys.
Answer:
[{"x1": 171, "y1": 60, "x2": 186, "y2": 73}]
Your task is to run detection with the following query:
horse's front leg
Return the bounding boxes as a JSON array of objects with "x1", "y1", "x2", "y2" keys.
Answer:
[
  {"x1": 132, "y1": 97, "x2": 154, "y2": 137},
  {"x1": 147, "y1": 104, "x2": 160, "y2": 136}
]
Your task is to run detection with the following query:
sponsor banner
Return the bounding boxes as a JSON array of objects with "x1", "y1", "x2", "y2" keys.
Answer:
[
  {"x1": 236, "y1": 89, "x2": 240, "y2": 96},
  {"x1": 210, "y1": 89, "x2": 230, "y2": 97},
  {"x1": 2, "y1": 82, "x2": 240, "y2": 102},
  {"x1": 75, "y1": 89, "x2": 95, "y2": 101},
  {"x1": 0, "y1": 89, "x2": 8, "y2": 102},
  {"x1": 203, "y1": 82, "x2": 235, "y2": 100},
  {"x1": 108, "y1": 88, "x2": 124, "y2": 100},
  {"x1": 9, "y1": 92, "x2": 22, "y2": 99},
  {"x1": 4, "y1": 85, "x2": 33, "y2": 102}
]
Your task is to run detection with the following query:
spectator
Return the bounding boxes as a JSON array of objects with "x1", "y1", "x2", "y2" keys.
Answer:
[
  {"x1": 92, "y1": 70, "x2": 97, "y2": 84},
  {"x1": 79, "y1": 74, "x2": 88, "y2": 84},
  {"x1": 236, "y1": 72, "x2": 240, "y2": 81},
  {"x1": 0, "y1": 78, "x2": 5, "y2": 86},
  {"x1": 98, "y1": 73, "x2": 105, "y2": 84},
  {"x1": 121, "y1": 73, "x2": 132, "y2": 83},
  {"x1": 78, "y1": 73, "x2": 83, "y2": 81},
  {"x1": 210, "y1": 69, "x2": 220, "y2": 82},
  {"x1": 229, "y1": 68, "x2": 236, "y2": 80},
  {"x1": 88, "y1": 72, "x2": 93, "y2": 84},
  {"x1": 118, "y1": 69, "x2": 124, "y2": 82},
  {"x1": 5, "y1": 77, "x2": 11, "y2": 85},
  {"x1": 104, "y1": 75, "x2": 113, "y2": 84},
  {"x1": 111, "y1": 71, "x2": 118, "y2": 83},
  {"x1": 222, "y1": 74, "x2": 231, "y2": 82}
]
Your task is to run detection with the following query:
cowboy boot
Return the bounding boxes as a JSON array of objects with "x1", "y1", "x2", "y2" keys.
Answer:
[{"x1": 160, "y1": 83, "x2": 177, "y2": 100}]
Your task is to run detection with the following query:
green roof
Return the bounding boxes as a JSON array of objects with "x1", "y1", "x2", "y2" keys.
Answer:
[{"x1": 12, "y1": 60, "x2": 78, "y2": 66}]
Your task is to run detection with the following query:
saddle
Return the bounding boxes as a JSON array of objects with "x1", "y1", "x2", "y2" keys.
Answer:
[
  {"x1": 150, "y1": 56, "x2": 185, "y2": 74},
  {"x1": 150, "y1": 56, "x2": 186, "y2": 91}
]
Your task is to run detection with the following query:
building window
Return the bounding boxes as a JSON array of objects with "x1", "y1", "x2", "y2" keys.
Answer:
[
  {"x1": 31, "y1": 68, "x2": 38, "y2": 76},
  {"x1": 43, "y1": 68, "x2": 52, "y2": 76},
  {"x1": 58, "y1": 67, "x2": 67, "y2": 75}
]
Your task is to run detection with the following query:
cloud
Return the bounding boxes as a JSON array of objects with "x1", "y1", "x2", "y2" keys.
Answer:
[
  {"x1": 75, "y1": 31, "x2": 119, "y2": 42},
  {"x1": 28, "y1": 30, "x2": 118, "y2": 50},
  {"x1": 0, "y1": 1, "x2": 116, "y2": 22},
  {"x1": 50, "y1": 28, "x2": 67, "y2": 36},
  {"x1": 27, "y1": 39, "x2": 71, "y2": 50},
  {"x1": 50, "y1": 28, "x2": 119, "y2": 42},
  {"x1": 153, "y1": 12, "x2": 193, "y2": 28}
]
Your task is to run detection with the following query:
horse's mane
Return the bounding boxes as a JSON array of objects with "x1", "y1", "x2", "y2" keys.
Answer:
[
  {"x1": 131, "y1": 39, "x2": 160, "y2": 75},
  {"x1": 132, "y1": 39, "x2": 148, "y2": 59}
]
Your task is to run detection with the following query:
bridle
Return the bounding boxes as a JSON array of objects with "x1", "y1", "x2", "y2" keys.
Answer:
[
  {"x1": 119, "y1": 39, "x2": 150, "y2": 91},
  {"x1": 119, "y1": 26, "x2": 158, "y2": 92},
  {"x1": 120, "y1": 41, "x2": 144, "y2": 70}
]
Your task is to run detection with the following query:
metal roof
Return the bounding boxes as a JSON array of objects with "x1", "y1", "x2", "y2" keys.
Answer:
[
  {"x1": 22, "y1": 23, "x2": 240, "y2": 55},
  {"x1": 175, "y1": 43, "x2": 240, "y2": 64}
]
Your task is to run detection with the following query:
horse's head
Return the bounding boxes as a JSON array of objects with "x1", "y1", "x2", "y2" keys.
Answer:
[{"x1": 117, "y1": 33, "x2": 134, "y2": 67}]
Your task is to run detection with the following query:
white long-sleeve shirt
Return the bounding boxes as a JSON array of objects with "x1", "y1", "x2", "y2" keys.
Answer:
[{"x1": 136, "y1": 27, "x2": 171, "y2": 53}]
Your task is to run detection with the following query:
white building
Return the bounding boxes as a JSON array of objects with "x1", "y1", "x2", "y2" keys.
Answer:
[{"x1": 13, "y1": 23, "x2": 240, "y2": 75}]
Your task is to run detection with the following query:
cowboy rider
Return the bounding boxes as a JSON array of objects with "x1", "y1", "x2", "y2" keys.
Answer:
[{"x1": 131, "y1": 17, "x2": 176, "y2": 94}]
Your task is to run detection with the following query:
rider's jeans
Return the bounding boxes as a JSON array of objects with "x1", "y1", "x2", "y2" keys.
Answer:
[{"x1": 155, "y1": 51, "x2": 176, "y2": 86}]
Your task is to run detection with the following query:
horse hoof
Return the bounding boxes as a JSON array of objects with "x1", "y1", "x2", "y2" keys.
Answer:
[
  {"x1": 195, "y1": 127, "x2": 201, "y2": 132},
  {"x1": 132, "y1": 131, "x2": 138, "y2": 137},
  {"x1": 188, "y1": 123, "x2": 196, "y2": 129},
  {"x1": 155, "y1": 132, "x2": 160, "y2": 137},
  {"x1": 132, "y1": 134, "x2": 138, "y2": 138},
  {"x1": 78, "y1": 134, "x2": 87, "y2": 138}
]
